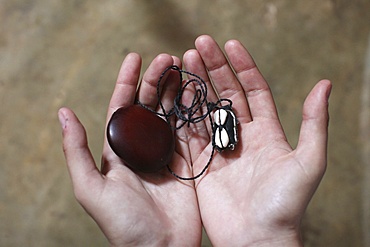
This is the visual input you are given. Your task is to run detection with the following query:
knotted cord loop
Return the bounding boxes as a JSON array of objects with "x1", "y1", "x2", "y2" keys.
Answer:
[{"x1": 137, "y1": 66, "x2": 234, "y2": 180}]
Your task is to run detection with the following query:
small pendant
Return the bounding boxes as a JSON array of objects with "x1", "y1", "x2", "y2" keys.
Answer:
[{"x1": 212, "y1": 105, "x2": 238, "y2": 152}]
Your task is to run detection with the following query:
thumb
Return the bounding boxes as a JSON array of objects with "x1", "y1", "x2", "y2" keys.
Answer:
[
  {"x1": 295, "y1": 79, "x2": 332, "y2": 176},
  {"x1": 58, "y1": 107, "x2": 103, "y2": 202}
]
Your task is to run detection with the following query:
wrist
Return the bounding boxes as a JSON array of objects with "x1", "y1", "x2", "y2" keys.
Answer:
[
  {"x1": 207, "y1": 225, "x2": 303, "y2": 247},
  {"x1": 248, "y1": 232, "x2": 303, "y2": 247},
  {"x1": 244, "y1": 226, "x2": 303, "y2": 247}
]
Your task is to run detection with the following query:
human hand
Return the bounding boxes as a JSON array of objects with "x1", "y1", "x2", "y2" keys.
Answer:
[
  {"x1": 58, "y1": 53, "x2": 202, "y2": 246},
  {"x1": 182, "y1": 35, "x2": 331, "y2": 246}
]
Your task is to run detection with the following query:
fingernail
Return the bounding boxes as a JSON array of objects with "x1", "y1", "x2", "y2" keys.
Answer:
[{"x1": 58, "y1": 109, "x2": 67, "y2": 129}]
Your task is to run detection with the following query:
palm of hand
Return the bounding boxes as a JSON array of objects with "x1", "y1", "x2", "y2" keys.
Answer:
[
  {"x1": 90, "y1": 154, "x2": 200, "y2": 246},
  {"x1": 60, "y1": 53, "x2": 202, "y2": 246},
  {"x1": 181, "y1": 35, "x2": 330, "y2": 245},
  {"x1": 192, "y1": 117, "x2": 308, "y2": 244}
]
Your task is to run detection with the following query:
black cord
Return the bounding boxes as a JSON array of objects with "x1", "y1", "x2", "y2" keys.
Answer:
[{"x1": 137, "y1": 65, "x2": 233, "y2": 180}]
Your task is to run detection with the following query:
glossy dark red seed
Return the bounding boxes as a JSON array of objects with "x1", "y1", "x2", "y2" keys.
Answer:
[{"x1": 107, "y1": 105, "x2": 175, "y2": 173}]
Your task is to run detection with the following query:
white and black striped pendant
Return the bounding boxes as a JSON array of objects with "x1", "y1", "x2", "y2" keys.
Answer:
[{"x1": 212, "y1": 105, "x2": 238, "y2": 152}]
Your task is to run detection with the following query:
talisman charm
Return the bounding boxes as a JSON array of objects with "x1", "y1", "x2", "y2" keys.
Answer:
[{"x1": 212, "y1": 105, "x2": 238, "y2": 152}]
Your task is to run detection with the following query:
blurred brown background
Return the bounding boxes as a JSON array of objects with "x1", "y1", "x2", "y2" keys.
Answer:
[{"x1": 1, "y1": 0, "x2": 369, "y2": 246}]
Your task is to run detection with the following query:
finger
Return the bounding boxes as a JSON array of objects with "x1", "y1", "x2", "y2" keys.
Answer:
[
  {"x1": 183, "y1": 49, "x2": 219, "y2": 103},
  {"x1": 224, "y1": 40, "x2": 279, "y2": 121},
  {"x1": 183, "y1": 49, "x2": 219, "y2": 125},
  {"x1": 158, "y1": 56, "x2": 182, "y2": 118},
  {"x1": 152, "y1": 56, "x2": 183, "y2": 133},
  {"x1": 182, "y1": 49, "x2": 214, "y2": 155},
  {"x1": 58, "y1": 107, "x2": 103, "y2": 202},
  {"x1": 162, "y1": 58, "x2": 195, "y2": 175},
  {"x1": 194, "y1": 35, "x2": 250, "y2": 123},
  {"x1": 136, "y1": 53, "x2": 174, "y2": 110},
  {"x1": 295, "y1": 79, "x2": 332, "y2": 175},
  {"x1": 103, "y1": 53, "x2": 142, "y2": 165},
  {"x1": 106, "y1": 53, "x2": 142, "y2": 118}
]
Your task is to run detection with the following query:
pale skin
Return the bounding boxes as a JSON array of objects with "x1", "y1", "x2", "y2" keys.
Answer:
[{"x1": 59, "y1": 35, "x2": 331, "y2": 246}]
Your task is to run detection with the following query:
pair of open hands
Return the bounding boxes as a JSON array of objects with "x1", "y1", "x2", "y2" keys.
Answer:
[{"x1": 58, "y1": 35, "x2": 331, "y2": 246}]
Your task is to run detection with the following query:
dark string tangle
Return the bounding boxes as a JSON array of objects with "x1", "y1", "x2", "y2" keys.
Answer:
[{"x1": 137, "y1": 65, "x2": 233, "y2": 180}]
